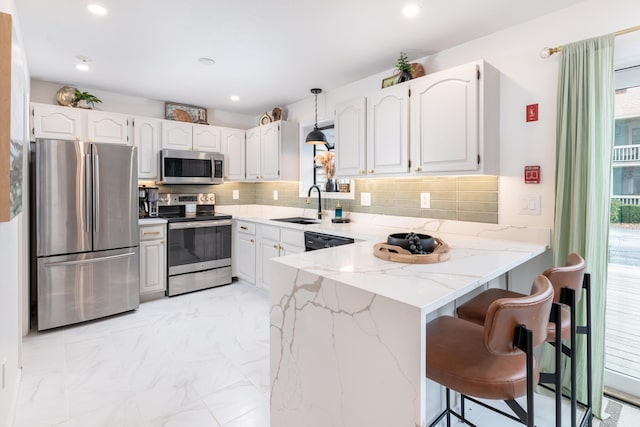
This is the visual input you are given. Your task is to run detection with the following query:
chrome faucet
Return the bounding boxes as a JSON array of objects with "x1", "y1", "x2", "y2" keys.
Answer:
[{"x1": 306, "y1": 185, "x2": 324, "y2": 219}]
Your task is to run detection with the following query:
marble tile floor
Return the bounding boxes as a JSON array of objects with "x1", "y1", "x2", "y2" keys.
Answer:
[
  {"x1": 14, "y1": 280, "x2": 270, "y2": 427},
  {"x1": 13, "y1": 279, "x2": 640, "y2": 426}
]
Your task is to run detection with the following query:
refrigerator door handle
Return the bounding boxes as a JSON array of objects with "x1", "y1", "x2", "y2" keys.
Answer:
[
  {"x1": 94, "y1": 154, "x2": 100, "y2": 233},
  {"x1": 85, "y1": 153, "x2": 92, "y2": 233},
  {"x1": 42, "y1": 251, "x2": 136, "y2": 267}
]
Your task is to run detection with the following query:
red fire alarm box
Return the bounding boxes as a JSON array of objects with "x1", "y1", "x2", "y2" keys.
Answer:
[
  {"x1": 526, "y1": 104, "x2": 538, "y2": 122},
  {"x1": 524, "y1": 165, "x2": 541, "y2": 184}
]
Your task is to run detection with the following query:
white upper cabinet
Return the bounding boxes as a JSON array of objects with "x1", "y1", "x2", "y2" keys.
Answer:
[
  {"x1": 86, "y1": 111, "x2": 130, "y2": 144},
  {"x1": 31, "y1": 104, "x2": 83, "y2": 141},
  {"x1": 161, "y1": 120, "x2": 222, "y2": 152},
  {"x1": 193, "y1": 123, "x2": 221, "y2": 152},
  {"x1": 245, "y1": 127, "x2": 261, "y2": 180},
  {"x1": 245, "y1": 121, "x2": 298, "y2": 181},
  {"x1": 260, "y1": 123, "x2": 280, "y2": 179},
  {"x1": 331, "y1": 60, "x2": 499, "y2": 178},
  {"x1": 32, "y1": 103, "x2": 131, "y2": 144},
  {"x1": 335, "y1": 97, "x2": 367, "y2": 177},
  {"x1": 221, "y1": 127, "x2": 246, "y2": 180},
  {"x1": 410, "y1": 60, "x2": 499, "y2": 175},
  {"x1": 161, "y1": 120, "x2": 193, "y2": 150},
  {"x1": 366, "y1": 84, "x2": 410, "y2": 175},
  {"x1": 133, "y1": 116, "x2": 161, "y2": 179}
]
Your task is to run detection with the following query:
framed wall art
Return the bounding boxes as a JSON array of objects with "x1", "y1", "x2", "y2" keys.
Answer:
[
  {"x1": 381, "y1": 74, "x2": 399, "y2": 89},
  {"x1": 165, "y1": 101, "x2": 208, "y2": 124},
  {"x1": 0, "y1": 12, "x2": 27, "y2": 222}
]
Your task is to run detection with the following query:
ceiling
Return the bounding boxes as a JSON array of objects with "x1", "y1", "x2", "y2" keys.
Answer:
[{"x1": 16, "y1": 0, "x2": 584, "y2": 116}]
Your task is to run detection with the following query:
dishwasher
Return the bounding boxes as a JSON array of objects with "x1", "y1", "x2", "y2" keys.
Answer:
[{"x1": 304, "y1": 231, "x2": 355, "y2": 251}]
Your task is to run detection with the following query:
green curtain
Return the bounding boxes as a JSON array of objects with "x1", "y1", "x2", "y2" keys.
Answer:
[{"x1": 545, "y1": 33, "x2": 615, "y2": 419}]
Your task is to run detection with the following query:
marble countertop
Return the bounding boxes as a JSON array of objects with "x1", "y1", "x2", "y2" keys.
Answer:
[{"x1": 219, "y1": 204, "x2": 550, "y2": 312}]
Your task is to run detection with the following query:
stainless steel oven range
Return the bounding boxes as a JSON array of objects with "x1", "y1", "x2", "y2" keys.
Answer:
[{"x1": 157, "y1": 193, "x2": 232, "y2": 296}]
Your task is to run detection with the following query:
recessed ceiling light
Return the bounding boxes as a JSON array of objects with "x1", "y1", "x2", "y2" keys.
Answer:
[
  {"x1": 198, "y1": 57, "x2": 216, "y2": 66},
  {"x1": 230, "y1": 95, "x2": 240, "y2": 102},
  {"x1": 402, "y1": 3, "x2": 421, "y2": 17},
  {"x1": 87, "y1": 4, "x2": 107, "y2": 15}
]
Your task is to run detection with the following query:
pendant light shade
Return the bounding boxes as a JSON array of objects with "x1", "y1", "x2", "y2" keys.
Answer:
[{"x1": 305, "y1": 88, "x2": 328, "y2": 145}]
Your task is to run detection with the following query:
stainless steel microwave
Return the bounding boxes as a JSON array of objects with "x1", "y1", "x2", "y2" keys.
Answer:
[{"x1": 158, "y1": 149, "x2": 224, "y2": 185}]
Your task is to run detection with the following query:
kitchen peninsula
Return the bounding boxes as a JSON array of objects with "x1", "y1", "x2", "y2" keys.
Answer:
[{"x1": 268, "y1": 219, "x2": 550, "y2": 427}]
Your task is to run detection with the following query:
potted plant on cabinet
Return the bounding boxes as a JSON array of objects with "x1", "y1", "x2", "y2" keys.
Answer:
[
  {"x1": 396, "y1": 52, "x2": 412, "y2": 83},
  {"x1": 72, "y1": 89, "x2": 102, "y2": 109}
]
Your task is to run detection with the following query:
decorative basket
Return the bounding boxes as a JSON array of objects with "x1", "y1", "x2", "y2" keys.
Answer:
[{"x1": 373, "y1": 237, "x2": 450, "y2": 264}]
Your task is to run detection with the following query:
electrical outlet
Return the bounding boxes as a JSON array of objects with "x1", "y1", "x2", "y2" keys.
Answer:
[
  {"x1": 232, "y1": 190, "x2": 239, "y2": 200},
  {"x1": 420, "y1": 192, "x2": 431, "y2": 209},
  {"x1": 361, "y1": 192, "x2": 371, "y2": 206},
  {"x1": 273, "y1": 190, "x2": 278, "y2": 201}
]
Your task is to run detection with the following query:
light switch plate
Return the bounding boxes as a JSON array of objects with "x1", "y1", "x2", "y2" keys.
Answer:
[
  {"x1": 232, "y1": 190, "x2": 239, "y2": 200},
  {"x1": 518, "y1": 195, "x2": 541, "y2": 215},
  {"x1": 273, "y1": 190, "x2": 278, "y2": 201},
  {"x1": 420, "y1": 192, "x2": 431, "y2": 209},
  {"x1": 361, "y1": 192, "x2": 371, "y2": 206}
]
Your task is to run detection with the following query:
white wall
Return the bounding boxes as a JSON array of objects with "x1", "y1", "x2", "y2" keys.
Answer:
[
  {"x1": 285, "y1": 0, "x2": 640, "y2": 229},
  {"x1": 30, "y1": 79, "x2": 257, "y2": 129},
  {"x1": 0, "y1": 1, "x2": 29, "y2": 426}
]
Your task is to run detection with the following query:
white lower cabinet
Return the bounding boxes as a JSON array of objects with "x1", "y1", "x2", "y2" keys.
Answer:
[
  {"x1": 234, "y1": 221, "x2": 257, "y2": 283},
  {"x1": 256, "y1": 230, "x2": 281, "y2": 290},
  {"x1": 234, "y1": 220, "x2": 304, "y2": 290},
  {"x1": 139, "y1": 222, "x2": 166, "y2": 300},
  {"x1": 256, "y1": 225, "x2": 304, "y2": 290}
]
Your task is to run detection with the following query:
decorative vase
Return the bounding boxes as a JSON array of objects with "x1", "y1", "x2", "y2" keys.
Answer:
[
  {"x1": 325, "y1": 178, "x2": 337, "y2": 192},
  {"x1": 397, "y1": 70, "x2": 412, "y2": 83}
]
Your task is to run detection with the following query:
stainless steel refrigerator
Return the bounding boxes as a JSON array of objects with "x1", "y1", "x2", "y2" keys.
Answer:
[{"x1": 34, "y1": 139, "x2": 140, "y2": 330}]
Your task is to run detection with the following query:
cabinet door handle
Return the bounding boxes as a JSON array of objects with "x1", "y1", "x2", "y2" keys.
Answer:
[
  {"x1": 359, "y1": 170, "x2": 365, "y2": 175},
  {"x1": 143, "y1": 231, "x2": 161, "y2": 236},
  {"x1": 369, "y1": 169, "x2": 374, "y2": 173},
  {"x1": 273, "y1": 244, "x2": 279, "y2": 249},
  {"x1": 279, "y1": 245, "x2": 284, "y2": 250},
  {"x1": 160, "y1": 240, "x2": 164, "y2": 244},
  {"x1": 250, "y1": 239, "x2": 254, "y2": 243},
  {"x1": 240, "y1": 226, "x2": 248, "y2": 230},
  {"x1": 414, "y1": 167, "x2": 422, "y2": 172}
]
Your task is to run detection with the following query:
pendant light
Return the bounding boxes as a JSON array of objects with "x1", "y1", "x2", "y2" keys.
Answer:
[{"x1": 305, "y1": 88, "x2": 328, "y2": 145}]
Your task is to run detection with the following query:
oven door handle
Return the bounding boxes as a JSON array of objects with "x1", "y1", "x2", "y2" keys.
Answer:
[{"x1": 169, "y1": 220, "x2": 232, "y2": 229}]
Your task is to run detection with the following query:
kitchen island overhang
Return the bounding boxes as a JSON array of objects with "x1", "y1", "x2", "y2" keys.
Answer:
[{"x1": 269, "y1": 230, "x2": 549, "y2": 427}]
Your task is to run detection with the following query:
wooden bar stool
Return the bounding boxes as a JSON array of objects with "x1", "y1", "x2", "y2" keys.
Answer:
[
  {"x1": 457, "y1": 253, "x2": 591, "y2": 427},
  {"x1": 426, "y1": 275, "x2": 554, "y2": 427}
]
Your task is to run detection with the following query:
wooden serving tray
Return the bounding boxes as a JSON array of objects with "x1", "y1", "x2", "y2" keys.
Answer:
[{"x1": 373, "y1": 237, "x2": 450, "y2": 264}]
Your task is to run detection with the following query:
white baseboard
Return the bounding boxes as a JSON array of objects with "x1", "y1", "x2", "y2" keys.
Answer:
[
  {"x1": 604, "y1": 369, "x2": 640, "y2": 400},
  {"x1": 5, "y1": 367, "x2": 22, "y2": 427}
]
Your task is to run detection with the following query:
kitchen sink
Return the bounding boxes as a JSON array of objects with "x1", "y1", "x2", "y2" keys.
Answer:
[{"x1": 271, "y1": 217, "x2": 320, "y2": 225}]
